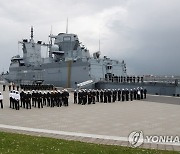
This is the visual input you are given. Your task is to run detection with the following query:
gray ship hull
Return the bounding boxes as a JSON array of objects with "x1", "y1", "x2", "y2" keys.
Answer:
[{"x1": 6, "y1": 60, "x2": 91, "y2": 88}]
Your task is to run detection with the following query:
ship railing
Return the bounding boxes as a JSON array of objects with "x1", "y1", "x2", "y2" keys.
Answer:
[
  {"x1": 99, "y1": 76, "x2": 179, "y2": 85},
  {"x1": 77, "y1": 80, "x2": 94, "y2": 88}
]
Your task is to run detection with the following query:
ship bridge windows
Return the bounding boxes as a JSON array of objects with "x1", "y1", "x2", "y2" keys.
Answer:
[
  {"x1": 23, "y1": 39, "x2": 28, "y2": 42},
  {"x1": 107, "y1": 65, "x2": 112, "y2": 70},
  {"x1": 63, "y1": 36, "x2": 71, "y2": 41},
  {"x1": 19, "y1": 61, "x2": 25, "y2": 66},
  {"x1": 11, "y1": 59, "x2": 18, "y2": 63}
]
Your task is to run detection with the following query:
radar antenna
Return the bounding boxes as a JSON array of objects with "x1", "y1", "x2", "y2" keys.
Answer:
[
  {"x1": 99, "y1": 39, "x2": 100, "y2": 52},
  {"x1": 98, "y1": 32, "x2": 101, "y2": 52},
  {"x1": 48, "y1": 25, "x2": 53, "y2": 58}
]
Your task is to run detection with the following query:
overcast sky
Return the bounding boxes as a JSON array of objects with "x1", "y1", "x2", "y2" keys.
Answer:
[{"x1": 0, "y1": 0, "x2": 180, "y2": 75}]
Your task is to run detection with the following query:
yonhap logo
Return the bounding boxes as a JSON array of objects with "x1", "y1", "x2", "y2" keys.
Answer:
[
  {"x1": 128, "y1": 131, "x2": 144, "y2": 147},
  {"x1": 128, "y1": 131, "x2": 180, "y2": 147}
]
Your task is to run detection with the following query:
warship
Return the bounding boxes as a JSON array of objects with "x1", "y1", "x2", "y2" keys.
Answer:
[
  {"x1": 2, "y1": 27, "x2": 127, "y2": 88},
  {"x1": 2, "y1": 27, "x2": 180, "y2": 96}
]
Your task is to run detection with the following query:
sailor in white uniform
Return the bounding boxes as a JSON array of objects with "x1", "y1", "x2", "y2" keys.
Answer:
[
  {"x1": 9, "y1": 91, "x2": 13, "y2": 108},
  {"x1": 11, "y1": 90, "x2": 16, "y2": 109},
  {"x1": 0, "y1": 92, "x2": 3, "y2": 109},
  {"x1": 15, "y1": 91, "x2": 20, "y2": 110}
]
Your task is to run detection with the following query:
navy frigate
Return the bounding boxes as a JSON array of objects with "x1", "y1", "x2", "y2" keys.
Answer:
[
  {"x1": 3, "y1": 27, "x2": 180, "y2": 96},
  {"x1": 3, "y1": 27, "x2": 127, "y2": 88}
]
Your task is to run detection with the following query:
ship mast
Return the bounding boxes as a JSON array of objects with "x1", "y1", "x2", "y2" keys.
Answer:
[{"x1": 30, "y1": 26, "x2": 34, "y2": 42}]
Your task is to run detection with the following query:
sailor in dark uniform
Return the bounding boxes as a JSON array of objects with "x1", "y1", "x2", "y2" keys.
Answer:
[
  {"x1": 74, "y1": 90, "x2": 77, "y2": 104},
  {"x1": 104, "y1": 89, "x2": 108, "y2": 103},
  {"x1": 112, "y1": 89, "x2": 117, "y2": 102},
  {"x1": 81, "y1": 89, "x2": 85, "y2": 105},
  {"x1": 132, "y1": 76, "x2": 135, "y2": 83},
  {"x1": 133, "y1": 88, "x2": 137, "y2": 100},
  {"x1": 137, "y1": 76, "x2": 140, "y2": 83},
  {"x1": 34, "y1": 90, "x2": 39, "y2": 107},
  {"x1": 38, "y1": 91, "x2": 43, "y2": 108},
  {"x1": 144, "y1": 88, "x2": 147, "y2": 99},
  {"x1": 12, "y1": 84, "x2": 15, "y2": 90},
  {"x1": 31, "y1": 90, "x2": 35, "y2": 107},
  {"x1": 120, "y1": 76, "x2": 123, "y2": 83},
  {"x1": 83, "y1": 89, "x2": 88, "y2": 105},
  {"x1": 27, "y1": 91, "x2": 32, "y2": 109},
  {"x1": 63, "y1": 89, "x2": 69, "y2": 106},
  {"x1": 17, "y1": 85, "x2": 19, "y2": 91},
  {"x1": 125, "y1": 89, "x2": 129, "y2": 101},
  {"x1": 3, "y1": 85, "x2": 6, "y2": 91},
  {"x1": 87, "y1": 90, "x2": 92, "y2": 104},
  {"x1": 130, "y1": 76, "x2": 132, "y2": 83},
  {"x1": 46, "y1": 91, "x2": 51, "y2": 107},
  {"x1": 22, "y1": 91, "x2": 27, "y2": 108},
  {"x1": 0, "y1": 92, "x2": 3, "y2": 109},
  {"x1": 127, "y1": 76, "x2": 129, "y2": 83},
  {"x1": 62, "y1": 90, "x2": 65, "y2": 106},
  {"x1": 56, "y1": 90, "x2": 60, "y2": 106},
  {"x1": 42, "y1": 91, "x2": 47, "y2": 106},
  {"x1": 140, "y1": 87, "x2": 144, "y2": 99},
  {"x1": 54, "y1": 91, "x2": 58, "y2": 106},
  {"x1": 57, "y1": 90, "x2": 62, "y2": 107},
  {"x1": 78, "y1": 90, "x2": 82, "y2": 104},
  {"x1": 117, "y1": 89, "x2": 121, "y2": 101},
  {"x1": 100, "y1": 89, "x2": 104, "y2": 102},
  {"x1": 137, "y1": 88, "x2": 141, "y2": 100},
  {"x1": 20, "y1": 90, "x2": 25, "y2": 107},
  {"x1": 92, "y1": 90, "x2": 96, "y2": 104},
  {"x1": 107, "y1": 89, "x2": 112, "y2": 103},
  {"x1": 130, "y1": 89, "x2": 133, "y2": 101},
  {"x1": 96, "y1": 90, "x2": 100, "y2": 102},
  {"x1": 9, "y1": 84, "x2": 11, "y2": 91},
  {"x1": 122, "y1": 89, "x2": 125, "y2": 101}
]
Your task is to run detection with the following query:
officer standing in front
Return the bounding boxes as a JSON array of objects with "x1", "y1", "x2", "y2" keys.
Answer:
[
  {"x1": 0, "y1": 92, "x2": 3, "y2": 109},
  {"x1": 144, "y1": 88, "x2": 147, "y2": 99}
]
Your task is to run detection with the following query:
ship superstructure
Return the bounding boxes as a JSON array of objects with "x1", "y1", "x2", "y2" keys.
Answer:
[{"x1": 4, "y1": 27, "x2": 127, "y2": 88}]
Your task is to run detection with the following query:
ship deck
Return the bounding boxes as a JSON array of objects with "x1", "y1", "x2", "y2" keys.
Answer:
[{"x1": 0, "y1": 85, "x2": 180, "y2": 151}]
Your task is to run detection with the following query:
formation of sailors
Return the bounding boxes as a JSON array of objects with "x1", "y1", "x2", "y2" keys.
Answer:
[
  {"x1": 9, "y1": 89, "x2": 69, "y2": 110},
  {"x1": 3, "y1": 83, "x2": 20, "y2": 91},
  {"x1": 1, "y1": 87, "x2": 147, "y2": 110},
  {"x1": 20, "y1": 84, "x2": 54, "y2": 91},
  {"x1": 74, "y1": 87, "x2": 147, "y2": 105},
  {"x1": 2, "y1": 84, "x2": 55, "y2": 92},
  {"x1": 104, "y1": 75, "x2": 144, "y2": 83}
]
